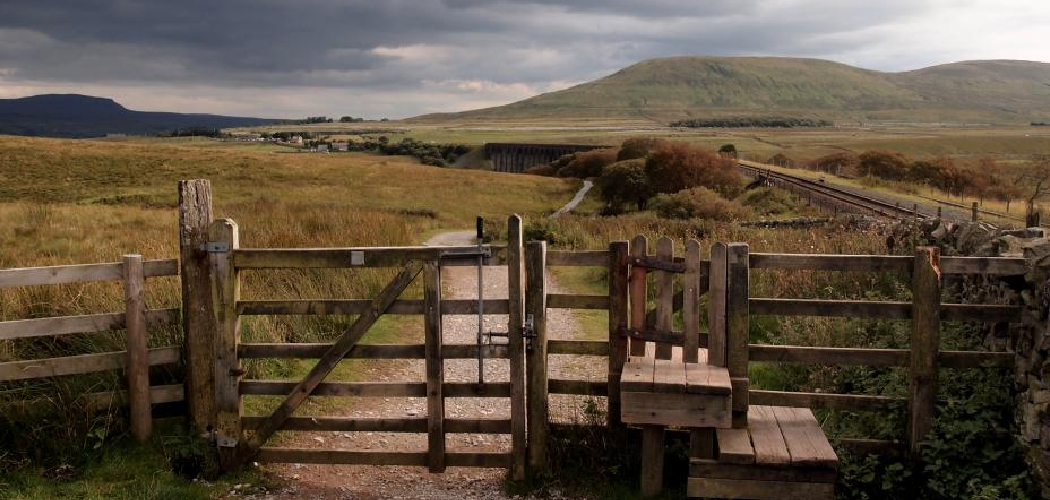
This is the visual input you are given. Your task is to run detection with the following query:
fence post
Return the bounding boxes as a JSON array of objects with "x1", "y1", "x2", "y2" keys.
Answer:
[
  {"x1": 507, "y1": 214, "x2": 527, "y2": 481},
  {"x1": 208, "y1": 219, "x2": 242, "y2": 471},
  {"x1": 423, "y1": 259, "x2": 445, "y2": 472},
  {"x1": 178, "y1": 179, "x2": 216, "y2": 432},
  {"x1": 608, "y1": 240, "x2": 630, "y2": 431},
  {"x1": 909, "y1": 247, "x2": 941, "y2": 456},
  {"x1": 122, "y1": 254, "x2": 151, "y2": 442},
  {"x1": 707, "y1": 243, "x2": 728, "y2": 368},
  {"x1": 972, "y1": 202, "x2": 979, "y2": 222},
  {"x1": 726, "y1": 243, "x2": 750, "y2": 428},
  {"x1": 525, "y1": 241, "x2": 548, "y2": 473}
]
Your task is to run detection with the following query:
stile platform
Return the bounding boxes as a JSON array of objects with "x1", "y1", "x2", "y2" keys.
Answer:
[
  {"x1": 620, "y1": 354, "x2": 732, "y2": 428},
  {"x1": 688, "y1": 405, "x2": 838, "y2": 499}
]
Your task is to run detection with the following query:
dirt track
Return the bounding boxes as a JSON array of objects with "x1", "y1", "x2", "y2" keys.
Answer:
[{"x1": 239, "y1": 231, "x2": 603, "y2": 499}]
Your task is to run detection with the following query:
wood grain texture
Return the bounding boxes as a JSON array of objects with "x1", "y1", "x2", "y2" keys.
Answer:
[
  {"x1": 607, "y1": 240, "x2": 630, "y2": 430},
  {"x1": 707, "y1": 243, "x2": 728, "y2": 368},
  {"x1": 655, "y1": 237, "x2": 674, "y2": 360},
  {"x1": 122, "y1": 255, "x2": 151, "y2": 442},
  {"x1": 506, "y1": 214, "x2": 527, "y2": 481},
  {"x1": 179, "y1": 179, "x2": 216, "y2": 432},
  {"x1": 525, "y1": 241, "x2": 548, "y2": 472},
  {"x1": 909, "y1": 247, "x2": 941, "y2": 456},
  {"x1": 684, "y1": 239, "x2": 701, "y2": 363},
  {"x1": 629, "y1": 235, "x2": 649, "y2": 357},
  {"x1": 423, "y1": 260, "x2": 445, "y2": 472}
]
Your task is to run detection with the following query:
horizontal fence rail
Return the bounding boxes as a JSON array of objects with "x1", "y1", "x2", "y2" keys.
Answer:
[{"x1": 0, "y1": 258, "x2": 179, "y2": 288}]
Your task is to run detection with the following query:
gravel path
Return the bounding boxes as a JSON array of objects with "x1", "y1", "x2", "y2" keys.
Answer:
[{"x1": 239, "y1": 232, "x2": 603, "y2": 499}]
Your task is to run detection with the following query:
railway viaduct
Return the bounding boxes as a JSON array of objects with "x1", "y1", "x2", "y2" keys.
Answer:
[{"x1": 483, "y1": 143, "x2": 608, "y2": 173}]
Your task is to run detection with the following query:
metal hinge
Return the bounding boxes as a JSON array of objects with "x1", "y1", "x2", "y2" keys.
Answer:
[{"x1": 203, "y1": 241, "x2": 231, "y2": 253}]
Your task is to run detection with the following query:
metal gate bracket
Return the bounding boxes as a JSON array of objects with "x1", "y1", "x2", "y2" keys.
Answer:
[{"x1": 203, "y1": 241, "x2": 231, "y2": 253}]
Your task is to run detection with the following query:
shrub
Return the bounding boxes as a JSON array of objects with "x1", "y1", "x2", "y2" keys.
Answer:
[
  {"x1": 617, "y1": 137, "x2": 667, "y2": 161},
  {"x1": 809, "y1": 152, "x2": 857, "y2": 175},
  {"x1": 650, "y1": 187, "x2": 752, "y2": 221},
  {"x1": 859, "y1": 151, "x2": 908, "y2": 180},
  {"x1": 598, "y1": 159, "x2": 652, "y2": 212},
  {"x1": 644, "y1": 142, "x2": 743, "y2": 197},
  {"x1": 737, "y1": 187, "x2": 800, "y2": 216},
  {"x1": 525, "y1": 165, "x2": 557, "y2": 176},
  {"x1": 558, "y1": 148, "x2": 619, "y2": 178}
]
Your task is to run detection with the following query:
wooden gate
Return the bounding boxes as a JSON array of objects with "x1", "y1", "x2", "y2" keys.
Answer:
[{"x1": 204, "y1": 216, "x2": 528, "y2": 480}]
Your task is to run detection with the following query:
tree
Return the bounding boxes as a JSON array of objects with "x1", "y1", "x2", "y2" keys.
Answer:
[
  {"x1": 599, "y1": 159, "x2": 652, "y2": 212},
  {"x1": 558, "y1": 148, "x2": 620, "y2": 179},
  {"x1": 769, "y1": 152, "x2": 791, "y2": 167},
  {"x1": 1019, "y1": 159, "x2": 1050, "y2": 207},
  {"x1": 718, "y1": 144, "x2": 738, "y2": 159},
  {"x1": 645, "y1": 142, "x2": 742, "y2": 197},
  {"x1": 617, "y1": 137, "x2": 667, "y2": 161},
  {"x1": 858, "y1": 151, "x2": 908, "y2": 180}
]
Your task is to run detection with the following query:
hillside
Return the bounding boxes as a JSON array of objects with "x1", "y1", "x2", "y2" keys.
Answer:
[
  {"x1": 0, "y1": 94, "x2": 280, "y2": 137},
  {"x1": 416, "y1": 57, "x2": 1050, "y2": 124}
]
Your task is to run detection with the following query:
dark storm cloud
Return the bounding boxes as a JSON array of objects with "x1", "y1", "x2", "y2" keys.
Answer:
[{"x1": 2, "y1": 0, "x2": 1039, "y2": 117}]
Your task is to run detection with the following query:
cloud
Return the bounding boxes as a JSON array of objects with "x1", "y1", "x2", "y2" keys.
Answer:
[{"x1": 0, "y1": 0, "x2": 1045, "y2": 117}]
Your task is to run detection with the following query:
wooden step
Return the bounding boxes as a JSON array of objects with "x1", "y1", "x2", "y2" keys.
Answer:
[
  {"x1": 620, "y1": 355, "x2": 731, "y2": 395},
  {"x1": 620, "y1": 354, "x2": 732, "y2": 428}
]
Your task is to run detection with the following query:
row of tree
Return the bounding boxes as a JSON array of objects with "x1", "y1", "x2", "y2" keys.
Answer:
[
  {"x1": 341, "y1": 137, "x2": 471, "y2": 167},
  {"x1": 670, "y1": 117, "x2": 833, "y2": 128}
]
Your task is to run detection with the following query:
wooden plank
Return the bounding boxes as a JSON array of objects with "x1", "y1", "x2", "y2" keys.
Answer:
[
  {"x1": 909, "y1": 247, "x2": 941, "y2": 456},
  {"x1": 708, "y1": 243, "x2": 728, "y2": 367},
  {"x1": 0, "y1": 308, "x2": 179, "y2": 341},
  {"x1": 608, "y1": 240, "x2": 630, "y2": 430},
  {"x1": 686, "y1": 363, "x2": 732, "y2": 395},
  {"x1": 546, "y1": 250, "x2": 610, "y2": 267},
  {"x1": 683, "y1": 240, "x2": 701, "y2": 363},
  {"x1": 641, "y1": 425, "x2": 665, "y2": 497},
  {"x1": 507, "y1": 214, "x2": 527, "y2": 481},
  {"x1": 547, "y1": 340, "x2": 608, "y2": 356},
  {"x1": 546, "y1": 293, "x2": 609, "y2": 310},
  {"x1": 621, "y1": 392, "x2": 731, "y2": 428},
  {"x1": 750, "y1": 345, "x2": 909, "y2": 366},
  {"x1": 715, "y1": 428, "x2": 755, "y2": 464},
  {"x1": 689, "y1": 460, "x2": 837, "y2": 483},
  {"x1": 747, "y1": 406, "x2": 791, "y2": 465},
  {"x1": 232, "y1": 246, "x2": 506, "y2": 269},
  {"x1": 525, "y1": 241, "x2": 549, "y2": 472},
  {"x1": 81, "y1": 383, "x2": 185, "y2": 412},
  {"x1": 0, "y1": 258, "x2": 175, "y2": 288},
  {"x1": 620, "y1": 356, "x2": 655, "y2": 392},
  {"x1": 236, "y1": 299, "x2": 510, "y2": 316},
  {"x1": 772, "y1": 406, "x2": 838, "y2": 468},
  {"x1": 0, "y1": 347, "x2": 180, "y2": 381},
  {"x1": 143, "y1": 258, "x2": 180, "y2": 278},
  {"x1": 209, "y1": 219, "x2": 242, "y2": 470},
  {"x1": 653, "y1": 359, "x2": 687, "y2": 393},
  {"x1": 750, "y1": 298, "x2": 911, "y2": 318},
  {"x1": 655, "y1": 237, "x2": 674, "y2": 359},
  {"x1": 179, "y1": 179, "x2": 216, "y2": 434},
  {"x1": 244, "y1": 260, "x2": 423, "y2": 457},
  {"x1": 687, "y1": 478, "x2": 834, "y2": 499},
  {"x1": 749, "y1": 253, "x2": 910, "y2": 273},
  {"x1": 940, "y1": 256, "x2": 1026, "y2": 276},
  {"x1": 238, "y1": 343, "x2": 508, "y2": 360},
  {"x1": 547, "y1": 379, "x2": 608, "y2": 396},
  {"x1": 726, "y1": 243, "x2": 750, "y2": 427},
  {"x1": 241, "y1": 380, "x2": 513, "y2": 398},
  {"x1": 629, "y1": 235, "x2": 648, "y2": 356},
  {"x1": 122, "y1": 255, "x2": 151, "y2": 442},
  {"x1": 749, "y1": 390, "x2": 903, "y2": 411},
  {"x1": 423, "y1": 260, "x2": 444, "y2": 473}
]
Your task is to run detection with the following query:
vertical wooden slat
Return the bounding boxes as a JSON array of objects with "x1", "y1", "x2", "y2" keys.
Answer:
[
  {"x1": 178, "y1": 179, "x2": 215, "y2": 432},
  {"x1": 507, "y1": 214, "x2": 527, "y2": 481},
  {"x1": 424, "y1": 259, "x2": 445, "y2": 472},
  {"x1": 209, "y1": 219, "x2": 241, "y2": 470},
  {"x1": 524, "y1": 241, "x2": 548, "y2": 473},
  {"x1": 683, "y1": 240, "x2": 701, "y2": 363},
  {"x1": 909, "y1": 247, "x2": 941, "y2": 456},
  {"x1": 707, "y1": 243, "x2": 728, "y2": 368},
  {"x1": 655, "y1": 237, "x2": 674, "y2": 360},
  {"x1": 608, "y1": 240, "x2": 630, "y2": 430},
  {"x1": 641, "y1": 425, "x2": 665, "y2": 497},
  {"x1": 726, "y1": 243, "x2": 750, "y2": 428},
  {"x1": 629, "y1": 235, "x2": 649, "y2": 357},
  {"x1": 123, "y1": 254, "x2": 151, "y2": 442}
]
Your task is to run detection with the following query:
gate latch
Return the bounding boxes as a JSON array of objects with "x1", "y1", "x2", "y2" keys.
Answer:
[{"x1": 523, "y1": 314, "x2": 537, "y2": 352}]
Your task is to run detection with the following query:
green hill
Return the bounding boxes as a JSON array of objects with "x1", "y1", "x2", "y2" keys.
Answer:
[{"x1": 416, "y1": 57, "x2": 1050, "y2": 124}]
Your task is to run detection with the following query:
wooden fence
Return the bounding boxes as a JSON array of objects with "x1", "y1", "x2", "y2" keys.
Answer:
[{"x1": 0, "y1": 256, "x2": 183, "y2": 441}]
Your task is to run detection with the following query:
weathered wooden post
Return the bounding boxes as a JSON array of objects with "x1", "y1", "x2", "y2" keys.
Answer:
[
  {"x1": 726, "y1": 243, "x2": 750, "y2": 428},
  {"x1": 208, "y1": 219, "x2": 242, "y2": 471},
  {"x1": 608, "y1": 240, "x2": 629, "y2": 431},
  {"x1": 654, "y1": 237, "x2": 674, "y2": 360},
  {"x1": 424, "y1": 259, "x2": 445, "y2": 472},
  {"x1": 909, "y1": 247, "x2": 941, "y2": 456},
  {"x1": 972, "y1": 202, "x2": 979, "y2": 222},
  {"x1": 629, "y1": 235, "x2": 648, "y2": 356},
  {"x1": 122, "y1": 254, "x2": 151, "y2": 441},
  {"x1": 178, "y1": 180, "x2": 216, "y2": 432},
  {"x1": 525, "y1": 240, "x2": 548, "y2": 473},
  {"x1": 707, "y1": 243, "x2": 728, "y2": 368},
  {"x1": 507, "y1": 214, "x2": 527, "y2": 481}
]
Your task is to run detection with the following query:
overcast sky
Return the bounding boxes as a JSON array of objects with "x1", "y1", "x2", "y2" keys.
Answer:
[{"x1": 0, "y1": 0, "x2": 1046, "y2": 119}]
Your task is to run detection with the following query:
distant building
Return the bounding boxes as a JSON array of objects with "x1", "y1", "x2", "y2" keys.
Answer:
[
  {"x1": 315, "y1": 144, "x2": 329, "y2": 152},
  {"x1": 333, "y1": 142, "x2": 348, "y2": 152}
]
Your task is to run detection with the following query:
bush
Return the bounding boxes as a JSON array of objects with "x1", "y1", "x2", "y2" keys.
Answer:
[
  {"x1": 524, "y1": 165, "x2": 557, "y2": 176},
  {"x1": 558, "y1": 148, "x2": 619, "y2": 178},
  {"x1": 809, "y1": 152, "x2": 857, "y2": 176},
  {"x1": 859, "y1": 151, "x2": 908, "y2": 180},
  {"x1": 598, "y1": 159, "x2": 652, "y2": 212},
  {"x1": 737, "y1": 187, "x2": 800, "y2": 216},
  {"x1": 617, "y1": 137, "x2": 667, "y2": 161},
  {"x1": 645, "y1": 142, "x2": 743, "y2": 197},
  {"x1": 650, "y1": 187, "x2": 752, "y2": 221}
]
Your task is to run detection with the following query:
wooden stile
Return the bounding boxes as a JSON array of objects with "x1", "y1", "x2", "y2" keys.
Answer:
[
  {"x1": 909, "y1": 247, "x2": 941, "y2": 456},
  {"x1": 608, "y1": 241, "x2": 630, "y2": 430},
  {"x1": 122, "y1": 255, "x2": 151, "y2": 442},
  {"x1": 179, "y1": 179, "x2": 216, "y2": 432},
  {"x1": 630, "y1": 235, "x2": 649, "y2": 356},
  {"x1": 424, "y1": 259, "x2": 445, "y2": 472},
  {"x1": 655, "y1": 237, "x2": 674, "y2": 360},
  {"x1": 525, "y1": 241, "x2": 548, "y2": 473},
  {"x1": 507, "y1": 214, "x2": 527, "y2": 481}
]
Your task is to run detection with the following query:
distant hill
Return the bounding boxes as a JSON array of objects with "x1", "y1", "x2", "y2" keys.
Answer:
[
  {"x1": 415, "y1": 57, "x2": 1050, "y2": 124},
  {"x1": 0, "y1": 94, "x2": 280, "y2": 137}
]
